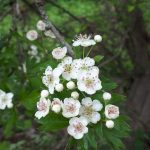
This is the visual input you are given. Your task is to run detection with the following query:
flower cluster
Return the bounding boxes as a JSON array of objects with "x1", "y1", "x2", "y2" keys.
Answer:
[
  {"x1": 0, "y1": 89, "x2": 14, "y2": 110},
  {"x1": 34, "y1": 33, "x2": 120, "y2": 139},
  {"x1": 26, "y1": 20, "x2": 56, "y2": 41}
]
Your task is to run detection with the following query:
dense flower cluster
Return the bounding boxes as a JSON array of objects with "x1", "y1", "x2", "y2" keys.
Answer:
[
  {"x1": 31, "y1": 29, "x2": 120, "y2": 139},
  {"x1": 0, "y1": 90, "x2": 14, "y2": 110}
]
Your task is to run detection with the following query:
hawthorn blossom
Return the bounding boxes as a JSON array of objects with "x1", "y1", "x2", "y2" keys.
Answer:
[
  {"x1": 44, "y1": 30, "x2": 56, "y2": 38},
  {"x1": 0, "y1": 90, "x2": 14, "y2": 110},
  {"x1": 72, "y1": 57, "x2": 98, "y2": 79},
  {"x1": 71, "y1": 91, "x2": 79, "y2": 99},
  {"x1": 36, "y1": 20, "x2": 46, "y2": 31},
  {"x1": 103, "y1": 92, "x2": 111, "y2": 100},
  {"x1": 94, "y1": 35, "x2": 102, "y2": 42},
  {"x1": 57, "y1": 56, "x2": 74, "y2": 81},
  {"x1": 62, "y1": 98, "x2": 81, "y2": 118},
  {"x1": 52, "y1": 47, "x2": 67, "y2": 60},
  {"x1": 51, "y1": 98, "x2": 62, "y2": 113},
  {"x1": 40, "y1": 90, "x2": 49, "y2": 98},
  {"x1": 42, "y1": 66, "x2": 62, "y2": 94},
  {"x1": 106, "y1": 120, "x2": 114, "y2": 128},
  {"x1": 105, "y1": 104, "x2": 119, "y2": 119},
  {"x1": 77, "y1": 73, "x2": 102, "y2": 95},
  {"x1": 79, "y1": 97, "x2": 103, "y2": 124},
  {"x1": 35, "y1": 97, "x2": 51, "y2": 119},
  {"x1": 67, "y1": 117, "x2": 88, "y2": 139},
  {"x1": 73, "y1": 34, "x2": 96, "y2": 47},
  {"x1": 55, "y1": 83, "x2": 64, "y2": 92},
  {"x1": 26, "y1": 30, "x2": 38, "y2": 41},
  {"x1": 66, "y1": 81, "x2": 75, "y2": 89}
]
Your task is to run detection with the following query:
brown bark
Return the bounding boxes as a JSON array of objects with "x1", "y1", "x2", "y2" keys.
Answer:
[{"x1": 125, "y1": 7, "x2": 150, "y2": 131}]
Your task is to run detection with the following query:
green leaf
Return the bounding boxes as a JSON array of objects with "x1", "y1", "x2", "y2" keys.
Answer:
[
  {"x1": 38, "y1": 112, "x2": 68, "y2": 131},
  {"x1": 94, "y1": 55, "x2": 104, "y2": 63},
  {"x1": 0, "y1": 142, "x2": 10, "y2": 150}
]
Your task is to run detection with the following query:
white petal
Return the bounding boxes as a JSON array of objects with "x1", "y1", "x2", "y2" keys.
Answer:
[
  {"x1": 53, "y1": 67, "x2": 63, "y2": 77},
  {"x1": 86, "y1": 88, "x2": 96, "y2": 95},
  {"x1": 69, "y1": 117, "x2": 79, "y2": 124},
  {"x1": 74, "y1": 133, "x2": 84, "y2": 139},
  {"x1": 45, "y1": 66, "x2": 52, "y2": 75},
  {"x1": 67, "y1": 125, "x2": 76, "y2": 136},
  {"x1": 83, "y1": 126, "x2": 88, "y2": 134},
  {"x1": 81, "y1": 97, "x2": 92, "y2": 106},
  {"x1": 91, "y1": 112, "x2": 101, "y2": 124},
  {"x1": 48, "y1": 86, "x2": 54, "y2": 94},
  {"x1": 62, "y1": 72, "x2": 72, "y2": 81},
  {"x1": 6, "y1": 93, "x2": 14, "y2": 99},
  {"x1": 77, "y1": 81, "x2": 85, "y2": 91},
  {"x1": 79, "y1": 116, "x2": 88, "y2": 126},
  {"x1": 84, "y1": 57, "x2": 95, "y2": 67},
  {"x1": 63, "y1": 56, "x2": 72, "y2": 64},
  {"x1": 92, "y1": 100, "x2": 103, "y2": 111},
  {"x1": 72, "y1": 40, "x2": 81, "y2": 47},
  {"x1": 35, "y1": 111, "x2": 44, "y2": 119}
]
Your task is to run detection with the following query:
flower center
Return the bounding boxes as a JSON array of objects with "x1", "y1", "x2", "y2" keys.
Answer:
[
  {"x1": 108, "y1": 107, "x2": 117, "y2": 115},
  {"x1": 64, "y1": 64, "x2": 72, "y2": 73},
  {"x1": 47, "y1": 75, "x2": 53, "y2": 83},
  {"x1": 80, "y1": 64, "x2": 88, "y2": 71},
  {"x1": 37, "y1": 101, "x2": 47, "y2": 111},
  {"x1": 73, "y1": 122, "x2": 84, "y2": 133},
  {"x1": 85, "y1": 79, "x2": 94, "y2": 88},
  {"x1": 83, "y1": 106, "x2": 93, "y2": 116},
  {"x1": 66, "y1": 104, "x2": 76, "y2": 113}
]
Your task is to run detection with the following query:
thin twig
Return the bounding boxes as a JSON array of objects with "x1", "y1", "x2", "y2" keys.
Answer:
[{"x1": 35, "y1": 0, "x2": 74, "y2": 57}]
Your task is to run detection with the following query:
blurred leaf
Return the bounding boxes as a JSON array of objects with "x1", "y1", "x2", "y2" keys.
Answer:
[
  {"x1": 94, "y1": 55, "x2": 104, "y2": 63},
  {"x1": 38, "y1": 112, "x2": 68, "y2": 131}
]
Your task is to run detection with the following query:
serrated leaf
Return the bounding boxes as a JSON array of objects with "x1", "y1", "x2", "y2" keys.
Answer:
[
  {"x1": 38, "y1": 112, "x2": 68, "y2": 131},
  {"x1": 94, "y1": 55, "x2": 104, "y2": 63}
]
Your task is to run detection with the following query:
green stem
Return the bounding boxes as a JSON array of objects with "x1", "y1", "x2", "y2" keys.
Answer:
[
  {"x1": 83, "y1": 47, "x2": 85, "y2": 58},
  {"x1": 86, "y1": 45, "x2": 94, "y2": 57}
]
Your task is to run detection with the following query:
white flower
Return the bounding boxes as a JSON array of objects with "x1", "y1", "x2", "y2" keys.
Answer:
[
  {"x1": 40, "y1": 90, "x2": 49, "y2": 98},
  {"x1": 57, "y1": 57, "x2": 74, "y2": 81},
  {"x1": 52, "y1": 47, "x2": 67, "y2": 60},
  {"x1": 42, "y1": 66, "x2": 62, "y2": 94},
  {"x1": 94, "y1": 35, "x2": 102, "y2": 42},
  {"x1": 71, "y1": 91, "x2": 79, "y2": 99},
  {"x1": 28, "y1": 45, "x2": 38, "y2": 56},
  {"x1": 37, "y1": 20, "x2": 46, "y2": 31},
  {"x1": 79, "y1": 97, "x2": 103, "y2": 124},
  {"x1": 103, "y1": 92, "x2": 111, "y2": 100},
  {"x1": 35, "y1": 97, "x2": 51, "y2": 119},
  {"x1": 44, "y1": 30, "x2": 56, "y2": 38},
  {"x1": 55, "y1": 84, "x2": 64, "y2": 92},
  {"x1": 62, "y1": 98, "x2": 81, "y2": 118},
  {"x1": 106, "y1": 120, "x2": 114, "y2": 128},
  {"x1": 77, "y1": 73, "x2": 102, "y2": 95},
  {"x1": 0, "y1": 90, "x2": 14, "y2": 110},
  {"x1": 66, "y1": 81, "x2": 75, "y2": 90},
  {"x1": 73, "y1": 34, "x2": 96, "y2": 47},
  {"x1": 105, "y1": 104, "x2": 119, "y2": 119},
  {"x1": 67, "y1": 117, "x2": 88, "y2": 139},
  {"x1": 51, "y1": 98, "x2": 62, "y2": 113},
  {"x1": 72, "y1": 57, "x2": 98, "y2": 79},
  {"x1": 26, "y1": 30, "x2": 38, "y2": 41}
]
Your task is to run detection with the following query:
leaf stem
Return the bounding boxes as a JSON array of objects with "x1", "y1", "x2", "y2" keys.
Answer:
[
  {"x1": 83, "y1": 47, "x2": 85, "y2": 58},
  {"x1": 86, "y1": 45, "x2": 94, "y2": 57}
]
